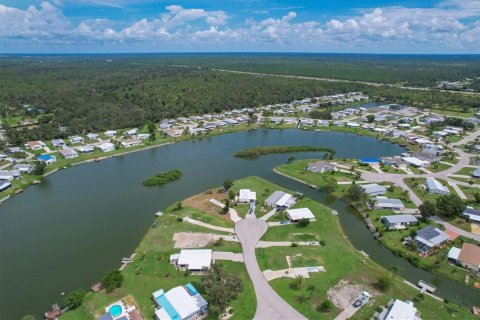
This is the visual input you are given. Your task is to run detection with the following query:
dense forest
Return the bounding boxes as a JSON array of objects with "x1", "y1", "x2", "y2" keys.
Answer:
[
  {"x1": 141, "y1": 53, "x2": 480, "y2": 87},
  {"x1": 0, "y1": 55, "x2": 479, "y2": 143}
]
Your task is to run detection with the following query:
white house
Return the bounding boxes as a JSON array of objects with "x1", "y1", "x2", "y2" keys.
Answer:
[
  {"x1": 124, "y1": 128, "x2": 138, "y2": 137},
  {"x1": 97, "y1": 142, "x2": 115, "y2": 153},
  {"x1": 306, "y1": 161, "x2": 337, "y2": 173},
  {"x1": 265, "y1": 191, "x2": 296, "y2": 210},
  {"x1": 380, "y1": 299, "x2": 419, "y2": 320},
  {"x1": 374, "y1": 197, "x2": 405, "y2": 211},
  {"x1": 24, "y1": 140, "x2": 46, "y2": 151},
  {"x1": 238, "y1": 189, "x2": 257, "y2": 203},
  {"x1": 69, "y1": 136, "x2": 84, "y2": 144},
  {"x1": 121, "y1": 139, "x2": 141, "y2": 148},
  {"x1": 153, "y1": 283, "x2": 208, "y2": 320},
  {"x1": 104, "y1": 130, "x2": 117, "y2": 138},
  {"x1": 12, "y1": 164, "x2": 32, "y2": 174},
  {"x1": 403, "y1": 156, "x2": 430, "y2": 168},
  {"x1": 169, "y1": 249, "x2": 212, "y2": 272},
  {"x1": 0, "y1": 179, "x2": 12, "y2": 192},
  {"x1": 87, "y1": 133, "x2": 99, "y2": 141},
  {"x1": 59, "y1": 148, "x2": 78, "y2": 159},
  {"x1": 381, "y1": 215, "x2": 418, "y2": 230},
  {"x1": 285, "y1": 208, "x2": 315, "y2": 222},
  {"x1": 362, "y1": 184, "x2": 387, "y2": 196},
  {"x1": 76, "y1": 145, "x2": 95, "y2": 154},
  {"x1": 425, "y1": 178, "x2": 450, "y2": 195},
  {"x1": 462, "y1": 207, "x2": 480, "y2": 223},
  {"x1": 51, "y1": 139, "x2": 66, "y2": 147}
]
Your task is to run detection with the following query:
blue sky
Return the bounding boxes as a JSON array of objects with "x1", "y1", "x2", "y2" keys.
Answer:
[{"x1": 0, "y1": 0, "x2": 479, "y2": 53}]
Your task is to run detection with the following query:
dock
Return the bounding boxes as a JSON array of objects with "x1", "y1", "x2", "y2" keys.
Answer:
[{"x1": 417, "y1": 280, "x2": 437, "y2": 293}]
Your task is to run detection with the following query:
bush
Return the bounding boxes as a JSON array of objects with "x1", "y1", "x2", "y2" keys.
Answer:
[
  {"x1": 291, "y1": 242, "x2": 299, "y2": 247},
  {"x1": 377, "y1": 275, "x2": 392, "y2": 292},
  {"x1": 375, "y1": 306, "x2": 383, "y2": 313},
  {"x1": 298, "y1": 218, "x2": 310, "y2": 227},
  {"x1": 63, "y1": 289, "x2": 86, "y2": 309},
  {"x1": 102, "y1": 270, "x2": 124, "y2": 292},
  {"x1": 317, "y1": 299, "x2": 333, "y2": 312},
  {"x1": 319, "y1": 240, "x2": 326, "y2": 246}
]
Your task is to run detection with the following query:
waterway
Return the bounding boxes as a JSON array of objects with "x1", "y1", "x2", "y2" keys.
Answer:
[{"x1": 0, "y1": 129, "x2": 477, "y2": 319}]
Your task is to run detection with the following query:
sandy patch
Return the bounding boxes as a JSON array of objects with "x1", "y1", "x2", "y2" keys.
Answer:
[
  {"x1": 183, "y1": 189, "x2": 231, "y2": 222},
  {"x1": 471, "y1": 223, "x2": 480, "y2": 235},
  {"x1": 327, "y1": 280, "x2": 363, "y2": 309},
  {"x1": 173, "y1": 232, "x2": 214, "y2": 248}
]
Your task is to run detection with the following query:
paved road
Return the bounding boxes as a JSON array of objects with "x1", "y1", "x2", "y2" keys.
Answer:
[
  {"x1": 183, "y1": 217, "x2": 235, "y2": 233},
  {"x1": 211, "y1": 68, "x2": 480, "y2": 96},
  {"x1": 235, "y1": 218, "x2": 306, "y2": 320},
  {"x1": 431, "y1": 216, "x2": 480, "y2": 242}
]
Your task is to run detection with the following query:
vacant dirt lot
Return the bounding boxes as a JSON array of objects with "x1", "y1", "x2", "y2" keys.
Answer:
[
  {"x1": 327, "y1": 279, "x2": 363, "y2": 309},
  {"x1": 183, "y1": 189, "x2": 232, "y2": 222},
  {"x1": 471, "y1": 223, "x2": 480, "y2": 235},
  {"x1": 173, "y1": 232, "x2": 214, "y2": 248}
]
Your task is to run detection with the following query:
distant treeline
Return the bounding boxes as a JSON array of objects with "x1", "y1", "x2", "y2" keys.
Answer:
[
  {"x1": 233, "y1": 146, "x2": 336, "y2": 159},
  {"x1": 142, "y1": 169, "x2": 182, "y2": 186},
  {"x1": 0, "y1": 56, "x2": 479, "y2": 145}
]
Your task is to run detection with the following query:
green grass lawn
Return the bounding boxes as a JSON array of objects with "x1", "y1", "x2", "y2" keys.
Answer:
[
  {"x1": 276, "y1": 159, "x2": 356, "y2": 188},
  {"x1": 61, "y1": 197, "x2": 253, "y2": 320},
  {"x1": 453, "y1": 167, "x2": 477, "y2": 176},
  {"x1": 253, "y1": 179, "x2": 476, "y2": 319},
  {"x1": 429, "y1": 162, "x2": 453, "y2": 173}
]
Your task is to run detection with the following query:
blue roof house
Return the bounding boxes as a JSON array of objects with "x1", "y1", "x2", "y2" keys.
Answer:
[{"x1": 37, "y1": 154, "x2": 56, "y2": 165}]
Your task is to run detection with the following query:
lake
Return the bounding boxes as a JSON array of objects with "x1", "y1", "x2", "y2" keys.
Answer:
[{"x1": 0, "y1": 129, "x2": 477, "y2": 318}]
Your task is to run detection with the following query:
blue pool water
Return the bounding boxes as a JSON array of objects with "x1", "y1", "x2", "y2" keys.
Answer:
[{"x1": 108, "y1": 304, "x2": 123, "y2": 317}]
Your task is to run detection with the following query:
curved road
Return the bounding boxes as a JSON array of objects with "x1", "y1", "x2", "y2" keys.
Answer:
[{"x1": 235, "y1": 218, "x2": 307, "y2": 320}]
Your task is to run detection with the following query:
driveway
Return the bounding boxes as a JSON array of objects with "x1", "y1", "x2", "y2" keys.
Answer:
[
  {"x1": 235, "y1": 218, "x2": 307, "y2": 320},
  {"x1": 212, "y1": 251, "x2": 244, "y2": 262}
]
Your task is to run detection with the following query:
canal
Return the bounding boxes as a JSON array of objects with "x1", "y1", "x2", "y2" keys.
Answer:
[{"x1": 0, "y1": 129, "x2": 477, "y2": 318}]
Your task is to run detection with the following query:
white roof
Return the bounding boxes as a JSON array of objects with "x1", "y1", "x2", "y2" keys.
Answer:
[
  {"x1": 177, "y1": 249, "x2": 212, "y2": 270},
  {"x1": 277, "y1": 193, "x2": 293, "y2": 207},
  {"x1": 164, "y1": 286, "x2": 207, "y2": 320},
  {"x1": 362, "y1": 184, "x2": 387, "y2": 195},
  {"x1": 239, "y1": 189, "x2": 256, "y2": 201},
  {"x1": 403, "y1": 157, "x2": 429, "y2": 167},
  {"x1": 98, "y1": 142, "x2": 115, "y2": 151},
  {"x1": 426, "y1": 178, "x2": 449, "y2": 193},
  {"x1": 286, "y1": 208, "x2": 315, "y2": 220},
  {"x1": 448, "y1": 247, "x2": 461, "y2": 260},
  {"x1": 383, "y1": 299, "x2": 417, "y2": 320}
]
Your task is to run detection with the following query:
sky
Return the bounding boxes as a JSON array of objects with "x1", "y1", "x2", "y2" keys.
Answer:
[{"x1": 0, "y1": 0, "x2": 479, "y2": 53}]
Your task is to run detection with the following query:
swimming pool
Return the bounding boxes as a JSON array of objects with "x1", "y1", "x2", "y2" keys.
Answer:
[{"x1": 108, "y1": 304, "x2": 123, "y2": 318}]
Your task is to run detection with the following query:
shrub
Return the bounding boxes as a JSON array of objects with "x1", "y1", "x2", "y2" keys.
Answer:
[
  {"x1": 317, "y1": 299, "x2": 333, "y2": 312},
  {"x1": 63, "y1": 289, "x2": 86, "y2": 309},
  {"x1": 298, "y1": 218, "x2": 310, "y2": 227},
  {"x1": 102, "y1": 270, "x2": 124, "y2": 292}
]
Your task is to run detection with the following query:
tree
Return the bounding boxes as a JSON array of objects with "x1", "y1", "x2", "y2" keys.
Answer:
[
  {"x1": 223, "y1": 179, "x2": 234, "y2": 191},
  {"x1": 298, "y1": 218, "x2": 310, "y2": 227},
  {"x1": 436, "y1": 194, "x2": 465, "y2": 217},
  {"x1": 32, "y1": 160, "x2": 46, "y2": 176},
  {"x1": 287, "y1": 156, "x2": 296, "y2": 163},
  {"x1": 419, "y1": 201, "x2": 437, "y2": 220},
  {"x1": 474, "y1": 193, "x2": 480, "y2": 204},
  {"x1": 366, "y1": 114, "x2": 375, "y2": 123},
  {"x1": 63, "y1": 289, "x2": 86, "y2": 309},
  {"x1": 102, "y1": 270, "x2": 124, "y2": 292},
  {"x1": 377, "y1": 275, "x2": 392, "y2": 291},
  {"x1": 221, "y1": 199, "x2": 230, "y2": 214},
  {"x1": 175, "y1": 201, "x2": 183, "y2": 211},
  {"x1": 201, "y1": 264, "x2": 243, "y2": 317},
  {"x1": 324, "y1": 177, "x2": 338, "y2": 193},
  {"x1": 289, "y1": 275, "x2": 304, "y2": 290},
  {"x1": 228, "y1": 189, "x2": 235, "y2": 200},
  {"x1": 147, "y1": 121, "x2": 156, "y2": 141},
  {"x1": 348, "y1": 184, "x2": 365, "y2": 201},
  {"x1": 318, "y1": 299, "x2": 333, "y2": 312}
]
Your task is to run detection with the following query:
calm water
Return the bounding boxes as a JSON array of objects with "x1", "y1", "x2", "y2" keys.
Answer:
[{"x1": 0, "y1": 129, "x2": 477, "y2": 318}]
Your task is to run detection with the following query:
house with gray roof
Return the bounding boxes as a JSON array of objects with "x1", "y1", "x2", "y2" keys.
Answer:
[
  {"x1": 374, "y1": 197, "x2": 405, "y2": 211},
  {"x1": 425, "y1": 178, "x2": 450, "y2": 195},
  {"x1": 361, "y1": 184, "x2": 387, "y2": 196},
  {"x1": 462, "y1": 207, "x2": 480, "y2": 223},
  {"x1": 415, "y1": 226, "x2": 450, "y2": 256},
  {"x1": 264, "y1": 191, "x2": 296, "y2": 210},
  {"x1": 306, "y1": 161, "x2": 337, "y2": 173},
  {"x1": 381, "y1": 214, "x2": 418, "y2": 230},
  {"x1": 472, "y1": 167, "x2": 480, "y2": 178}
]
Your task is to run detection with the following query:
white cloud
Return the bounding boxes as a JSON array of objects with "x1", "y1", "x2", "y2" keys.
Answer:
[{"x1": 0, "y1": 1, "x2": 479, "y2": 52}]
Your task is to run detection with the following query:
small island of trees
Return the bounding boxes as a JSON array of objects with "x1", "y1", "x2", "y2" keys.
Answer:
[
  {"x1": 142, "y1": 169, "x2": 183, "y2": 187},
  {"x1": 233, "y1": 146, "x2": 336, "y2": 159}
]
